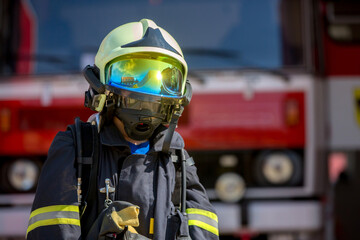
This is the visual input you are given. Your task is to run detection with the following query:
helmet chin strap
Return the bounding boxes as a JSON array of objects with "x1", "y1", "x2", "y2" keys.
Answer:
[
  {"x1": 161, "y1": 105, "x2": 183, "y2": 154},
  {"x1": 161, "y1": 81, "x2": 191, "y2": 153}
]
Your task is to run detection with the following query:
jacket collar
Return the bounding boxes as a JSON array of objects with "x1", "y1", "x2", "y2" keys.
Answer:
[
  {"x1": 100, "y1": 123, "x2": 185, "y2": 152},
  {"x1": 150, "y1": 125, "x2": 185, "y2": 153},
  {"x1": 99, "y1": 123, "x2": 128, "y2": 147}
]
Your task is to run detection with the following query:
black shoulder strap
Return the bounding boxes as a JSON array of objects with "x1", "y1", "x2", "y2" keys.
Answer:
[
  {"x1": 170, "y1": 149, "x2": 194, "y2": 240},
  {"x1": 170, "y1": 149, "x2": 195, "y2": 210},
  {"x1": 68, "y1": 117, "x2": 100, "y2": 235}
]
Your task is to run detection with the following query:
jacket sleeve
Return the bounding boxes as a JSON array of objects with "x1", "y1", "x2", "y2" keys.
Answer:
[
  {"x1": 26, "y1": 130, "x2": 81, "y2": 240},
  {"x1": 185, "y1": 163, "x2": 220, "y2": 240}
]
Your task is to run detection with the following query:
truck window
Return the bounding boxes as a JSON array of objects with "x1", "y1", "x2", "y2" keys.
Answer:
[{"x1": 10, "y1": 0, "x2": 307, "y2": 75}]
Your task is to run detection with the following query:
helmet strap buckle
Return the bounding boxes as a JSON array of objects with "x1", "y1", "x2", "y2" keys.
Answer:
[{"x1": 92, "y1": 94, "x2": 107, "y2": 112}]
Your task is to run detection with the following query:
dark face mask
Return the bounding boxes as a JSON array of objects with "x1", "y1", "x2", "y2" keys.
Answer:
[{"x1": 114, "y1": 106, "x2": 163, "y2": 141}]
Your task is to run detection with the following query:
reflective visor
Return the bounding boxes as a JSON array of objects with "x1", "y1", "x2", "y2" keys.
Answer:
[
  {"x1": 119, "y1": 96, "x2": 172, "y2": 122},
  {"x1": 106, "y1": 54, "x2": 185, "y2": 98},
  {"x1": 121, "y1": 96, "x2": 162, "y2": 114}
]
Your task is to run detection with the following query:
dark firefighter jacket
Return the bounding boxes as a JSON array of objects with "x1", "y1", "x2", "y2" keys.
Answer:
[{"x1": 26, "y1": 122, "x2": 219, "y2": 240}]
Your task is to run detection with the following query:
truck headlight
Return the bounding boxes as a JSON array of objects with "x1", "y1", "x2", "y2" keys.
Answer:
[
  {"x1": 255, "y1": 151, "x2": 302, "y2": 186},
  {"x1": 7, "y1": 159, "x2": 39, "y2": 191},
  {"x1": 215, "y1": 172, "x2": 246, "y2": 202},
  {"x1": 263, "y1": 153, "x2": 294, "y2": 184}
]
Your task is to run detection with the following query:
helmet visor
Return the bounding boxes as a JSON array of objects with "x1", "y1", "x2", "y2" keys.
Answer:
[
  {"x1": 106, "y1": 57, "x2": 185, "y2": 98},
  {"x1": 119, "y1": 96, "x2": 172, "y2": 121}
]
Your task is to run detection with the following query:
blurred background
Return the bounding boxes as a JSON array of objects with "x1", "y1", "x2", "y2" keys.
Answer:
[{"x1": 0, "y1": 0, "x2": 359, "y2": 239}]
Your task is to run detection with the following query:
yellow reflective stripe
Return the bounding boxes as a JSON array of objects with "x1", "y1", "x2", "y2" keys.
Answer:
[
  {"x1": 27, "y1": 218, "x2": 80, "y2": 236},
  {"x1": 27, "y1": 205, "x2": 80, "y2": 237},
  {"x1": 186, "y1": 208, "x2": 218, "y2": 222},
  {"x1": 29, "y1": 205, "x2": 79, "y2": 219},
  {"x1": 188, "y1": 219, "x2": 219, "y2": 236},
  {"x1": 149, "y1": 218, "x2": 154, "y2": 234}
]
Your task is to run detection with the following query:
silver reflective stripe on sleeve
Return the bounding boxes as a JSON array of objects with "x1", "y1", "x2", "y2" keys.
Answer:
[
  {"x1": 186, "y1": 208, "x2": 219, "y2": 236},
  {"x1": 26, "y1": 205, "x2": 80, "y2": 237}
]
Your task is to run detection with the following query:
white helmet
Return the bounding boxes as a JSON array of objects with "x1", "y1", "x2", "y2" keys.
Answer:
[{"x1": 83, "y1": 19, "x2": 191, "y2": 147}]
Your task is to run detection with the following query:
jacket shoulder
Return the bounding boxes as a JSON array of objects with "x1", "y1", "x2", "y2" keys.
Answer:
[
  {"x1": 32, "y1": 128, "x2": 78, "y2": 210},
  {"x1": 47, "y1": 128, "x2": 74, "y2": 154},
  {"x1": 152, "y1": 126, "x2": 185, "y2": 151},
  {"x1": 171, "y1": 130, "x2": 185, "y2": 149}
]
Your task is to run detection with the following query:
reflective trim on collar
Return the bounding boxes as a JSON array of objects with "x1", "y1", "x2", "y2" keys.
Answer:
[{"x1": 27, "y1": 205, "x2": 80, "y2": 236}]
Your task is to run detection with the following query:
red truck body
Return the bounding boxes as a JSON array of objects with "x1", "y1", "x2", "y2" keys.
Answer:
[{"x1": 1, "y1": 0, "x2": 360, "y2": 239}]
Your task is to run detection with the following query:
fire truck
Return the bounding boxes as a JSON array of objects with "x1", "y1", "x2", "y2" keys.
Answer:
[{"x1": 0, "y1": 0, "x2": 359, "y2": 239}]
